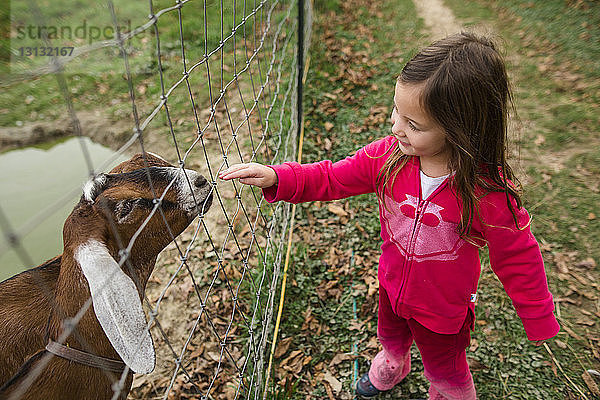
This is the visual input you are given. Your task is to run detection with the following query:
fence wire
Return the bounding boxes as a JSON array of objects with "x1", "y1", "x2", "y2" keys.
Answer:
[{"x1": 0, "y1": 0, "x2": 311, "y2": 398}]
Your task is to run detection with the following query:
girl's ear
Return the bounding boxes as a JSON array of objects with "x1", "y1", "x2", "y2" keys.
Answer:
[{"x1": 75, "y1": 239, "x2": 155, "y2": 374}]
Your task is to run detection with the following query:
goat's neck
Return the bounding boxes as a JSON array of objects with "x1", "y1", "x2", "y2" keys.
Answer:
[
  {"x1": 48, "y1": 246, "x2": 157, "y2": 359},
  {"x1": 48, "y1": 249, "x2": 117, "y2": 359}
]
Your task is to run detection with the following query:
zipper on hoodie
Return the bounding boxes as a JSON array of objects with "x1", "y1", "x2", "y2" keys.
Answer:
[
  {"x1": 395, "y1": 197, "x2": 426, "y2": 311},
  {"x1": 394, "y1": 170, "x2": 449, "y2": 312}
]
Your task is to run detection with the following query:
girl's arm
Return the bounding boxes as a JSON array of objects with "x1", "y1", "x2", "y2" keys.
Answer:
[
  {"x1": 220, "y1": 137, "x2": 395, "y2": 203},
  {"x1": 479, "y1": 192, "x2": 560, "y2": 343}
]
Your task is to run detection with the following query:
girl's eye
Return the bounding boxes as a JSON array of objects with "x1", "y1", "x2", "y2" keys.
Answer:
[{"x1": 408, "y1": 121, "x2": 420, "y2": 131}]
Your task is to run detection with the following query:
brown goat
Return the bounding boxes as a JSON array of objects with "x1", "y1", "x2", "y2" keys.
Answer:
[{"x1": 0, "y1": 153, "x2": 213, "y2": 399}]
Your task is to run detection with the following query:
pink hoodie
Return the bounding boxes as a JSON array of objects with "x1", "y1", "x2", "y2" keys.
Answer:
[{"x1": 263, "y1": 136, "x2": 559, "y2": 340}]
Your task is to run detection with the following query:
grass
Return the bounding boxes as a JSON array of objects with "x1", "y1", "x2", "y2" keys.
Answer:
[
  {"x1": 1, "y1": 0, "x2": 263, "y2": 131},
  {"x1": 271, "y1": 0, "x2": 600, "y2": 398}
]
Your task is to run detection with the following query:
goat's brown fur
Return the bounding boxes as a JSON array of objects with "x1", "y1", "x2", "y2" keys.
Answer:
[
  {"x1": 0, "y1": 257, "x2": 60, "y2": 384},
  {"x1": 0, "y1": 153, "x2": 211, "y2": 400}
]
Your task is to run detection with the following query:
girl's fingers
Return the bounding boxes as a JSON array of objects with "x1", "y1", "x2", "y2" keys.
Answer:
[
  {"x1": 219, "y1": 163, "x2": 277, "y2": 188},
  {"x1": 219, "y1": 163, "x2": 253, "y2": 180},
  {"x1": 219, "y1": 163, "x2": 276, "y2": 188},
  {"x1": 239, "y1": 177, "x2": 263, "y2": 186}
]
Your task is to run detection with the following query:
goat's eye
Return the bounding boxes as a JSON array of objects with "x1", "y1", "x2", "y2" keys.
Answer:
[{"x1": 117, "y1": 200, "x2": 136, "y2": 220}]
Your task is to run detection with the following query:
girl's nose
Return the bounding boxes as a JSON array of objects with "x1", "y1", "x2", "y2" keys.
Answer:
[
  {"x1": 391, "y1": 119, "x2": 403, "y2": 136},
  {"x1": 390, "y1": 113, "x2": 397, "y2": 131}
]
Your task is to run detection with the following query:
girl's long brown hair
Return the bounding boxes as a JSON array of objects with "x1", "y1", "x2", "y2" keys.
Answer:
[{"x1": 377, "y1": 32, "x2": 523, "y2": 238}]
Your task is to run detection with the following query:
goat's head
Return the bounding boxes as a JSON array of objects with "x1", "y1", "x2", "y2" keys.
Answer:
[{"x1": 61, "y1": 153, "x2": 212, "y2": 374}]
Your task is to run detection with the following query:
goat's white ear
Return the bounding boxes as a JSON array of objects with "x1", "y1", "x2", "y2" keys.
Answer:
[{"x1": 75, "y1": 239, "x2": 155, "y2": 374}]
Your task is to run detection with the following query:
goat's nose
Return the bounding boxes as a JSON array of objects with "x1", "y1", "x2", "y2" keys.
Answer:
[{"x1": 194, "y1": 175, "x2": 207, "y2": 188}]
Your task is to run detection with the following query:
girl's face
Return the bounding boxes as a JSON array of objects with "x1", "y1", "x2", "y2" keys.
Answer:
[{"x1": 390, "y1": 81, "x2": 451, "y2": 173}]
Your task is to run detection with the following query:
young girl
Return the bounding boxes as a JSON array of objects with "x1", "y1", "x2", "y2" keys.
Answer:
[{"x1": 219, "y1": 32, "x2": 559, "y2": 399}]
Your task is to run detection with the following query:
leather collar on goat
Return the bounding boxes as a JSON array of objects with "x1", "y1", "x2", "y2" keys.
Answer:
[{"x1": 45, "y1": 340, "x2": 126, "y2": 373}]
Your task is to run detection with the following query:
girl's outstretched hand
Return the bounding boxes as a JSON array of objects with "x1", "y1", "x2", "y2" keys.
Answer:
[{"x1": 219, "y1": 163, "x2": 278, "y2": 188}]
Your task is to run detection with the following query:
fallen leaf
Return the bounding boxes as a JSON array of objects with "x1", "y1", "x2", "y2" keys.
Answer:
[
  {"x1": 315, "y1": 280, "x2": 342, "y2": 301},
  {"x1": 280, "y1": 350, "x2": 305, "y2": 375},
  {"x1": 467, "y1": 357, "x2": 487, "y2": 371},
  {"x1": 328, "y1": 203, "x2": 348, "y2": 217},
  {"x1": 553, "y1": 339, "x2": 567, "y2": 349},
  {"x1": 364, "y1": 336, "x2": 379, "y2": 350},
  {"x1": 363, "y1": 274, "x2": 378, "y2": 297},
  {"x1": 322, "y1": 371, "x2": 342, "y2": 393},
  {"x1": 131, "y1": 375, "x2": 150, "y2": 389},
  {"x1": 576, "y1": 257, "x2": 596, "y2": 269},
  {"x1": 576, "y1": 316, "x2": 596, "y2": 326},
  {"x1": 221, "y1": 382, "x2": 238, "y2": 400},
  {"x1": 323, "y1": 381, "x2": 335, "y2": 400},
  {"x1": 324, "y1": 122, "x2": 334, "y2": 131},
  {"x1": 275, "y1": 337, "x2": 293, "y2": 358},
  {"x1": 329, "y1": 353, "x2": 353, "y2": 367},
  {"x1": 301, "y1": 308, "x2": 321, "y2": 333},
  {"x1": 582, "y1": 370, "x2": 600, "y2": 396},
  {"x1": 207, "y1": 351, "x2": 221, "y2": 362},
  {"x1": 177, "y1": 276, "x2": 196, "y2": 300},
  {"x1": 354, "y1": 221, "x2": 365, "y2": 232},
  {"x1": 554, "y1": 252, "x2": 571, "y2": 274},
  {"x1": 562, "y1": 324, "x2": 583, "y2": 341},
  {"x1": 469, "y1": 338, "x2": 479, "y2": 352},
  {"x1": 348, "y1": 319, "x2": 364, "y2": 331}
]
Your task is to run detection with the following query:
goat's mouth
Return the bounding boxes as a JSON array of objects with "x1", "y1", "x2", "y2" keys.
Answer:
[
  {"x1": 198, "y1": 192, "x2": 213, "y2": 215},
  {"x1": 174, "y1": 169, "x2": 213, "y2": 218},
  {"x1": 185, "y1": 191, "x2": 212, "y2": 219}
]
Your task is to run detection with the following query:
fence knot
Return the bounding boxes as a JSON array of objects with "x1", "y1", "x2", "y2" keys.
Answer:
[
  {"x1": 111, "y1": 380, "x2": 125, "y2": 394},
  {"x1": 6, "y1": 232, "x2": 19, "y2": 246},
  {"x1": 62, "y1": 317, "x2": 76, "y2": 332},
  {"x1": 118, "y1": 248, "x2": 130, "y2": 260}
]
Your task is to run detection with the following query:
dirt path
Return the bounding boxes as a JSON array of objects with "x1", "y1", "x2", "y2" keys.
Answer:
[{"x1": 412, "y1": 0, "x2": 462, "y2": 40}]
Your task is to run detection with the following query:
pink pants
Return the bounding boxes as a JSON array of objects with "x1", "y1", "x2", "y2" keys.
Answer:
[{"x1": 368, "y1": 287, "x2": 477, "y2": 400}]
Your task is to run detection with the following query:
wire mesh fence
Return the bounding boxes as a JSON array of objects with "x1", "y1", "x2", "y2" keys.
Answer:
[{"x1": 0, "y1": 0, "x2": 311, "y2": 398}]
